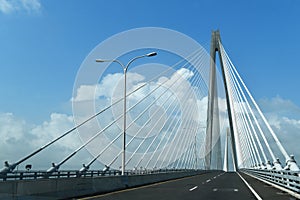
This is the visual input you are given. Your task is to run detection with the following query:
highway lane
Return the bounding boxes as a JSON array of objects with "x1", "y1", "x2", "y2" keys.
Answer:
[
  {"x1": 239, "y1": 172, "x2": 297, "y2": 200},
  {"x1": 79, "y1": 171, "x2": 296, "y2": 200}
]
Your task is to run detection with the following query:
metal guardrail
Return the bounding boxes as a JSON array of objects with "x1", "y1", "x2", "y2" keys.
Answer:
[
  {"x1": 0, "y1": 169, "x2": 195, "y2": 181},
  {"x1": 242, "y1": 168, "x2": 300, "y2": 194}
]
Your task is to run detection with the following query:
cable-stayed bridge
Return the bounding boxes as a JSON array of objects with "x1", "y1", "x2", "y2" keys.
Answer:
[{"x1": 1, "y1": 30, "x2": 299, "y2": 200}]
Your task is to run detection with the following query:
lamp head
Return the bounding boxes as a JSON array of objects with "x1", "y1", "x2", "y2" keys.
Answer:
[
  {"x1": 95, "y1": 59, "x2": 105, "y2": 62},
  {"x1": 146, "y1": 52, "x2": 157, "y2": 57}
]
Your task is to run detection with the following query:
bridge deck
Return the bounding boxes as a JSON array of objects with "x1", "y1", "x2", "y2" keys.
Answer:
[{"x1": 79, "y1": 172, "x2": 296, "y2": 200}]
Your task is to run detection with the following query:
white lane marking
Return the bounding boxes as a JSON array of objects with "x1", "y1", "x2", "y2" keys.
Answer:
[
  {"x1": 243, "y1": 171, "x2": 300, "y2": 199},
  {"x1": 213, "y1": 188, "x2": 238, "y2": 192},
  {"x1": 189, "y1": 186, "x2": 198, "y2": 191},
  {"x1": 237, "y1": 172, "x2": 262, "y2": 200},
  {"x1": 201, "y1": 173, "x2": 224, "y2": 185},
  {"x1": 201, "y1": 172, "x2": 225, "y2": 186}
]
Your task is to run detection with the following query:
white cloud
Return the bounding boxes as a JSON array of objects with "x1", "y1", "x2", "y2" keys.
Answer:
[
  {"x1": 21, "y1": 0, "x2": 40, "y2": 12},
  {"x1": 259, "y1": 96, "x2": 300, "y2": 119},
  {"x1": 72, "y1": 72, "x2": 145, "y2": 102},
  {"x1": 72, "y1": 69, "x2": 207, "y2": 169},
  {"x1": 6, "y1": 70, "x2": 300, "y2": 171},
  {"x1": 0, "y1": 0, "x2": 13, "y2": 14},
  {"x1": 0, "y1": 112, "x2": 90, "y2": 170},
  {"x1": 176, "y1": 68, "x2": 194, "y2": 80},
  {"x1": 71, "y1": 84, "x2": 100, "y2": 102},
  {"x1": 72, "y1": 68, "x2": 193, "y2": 104},
  {"x1": 282, "y1": 117, "x2": 300, "y2": 128},
  {"x1": 31, "y1": 113, "x2": 79, "y2": 148},
  {"x1": 0, "y1": 72, "x2": 150, "y2": 170},
  {"x1": 257, "y1": 97, "x2": 300, "y2": 163},
  {"x1": 0, "y1": 0, "x2": 41, "y2": 14},
  {"x1": 0, "y1": 113, "x2": 29, "y2": 141}
]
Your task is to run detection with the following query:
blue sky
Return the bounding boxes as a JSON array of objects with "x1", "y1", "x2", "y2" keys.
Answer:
[
  {"x1": 1, "y1": 0, "x2": 300, "y2": 123},
  {"x1": 0, "y1": 0, "x2": 299, "y2": 123},
  {"x1": 1, "y1": 0, "x2": 300, "y2": 169}
]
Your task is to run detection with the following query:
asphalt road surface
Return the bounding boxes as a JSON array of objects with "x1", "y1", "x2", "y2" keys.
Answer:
[{"x1": 79, "y1": 171, "x2": 297, "y2": 200}]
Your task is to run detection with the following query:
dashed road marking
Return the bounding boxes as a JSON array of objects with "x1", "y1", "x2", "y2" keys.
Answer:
[
  {"x1": 212, "y1": 188, "x2": 239, "y2": 192},
  {"x1": 201, "y1": 173, "x2": 224, "y2": 185},
  {"x1": 189, "y1": 186, "x2": 198, "y2": 191}
]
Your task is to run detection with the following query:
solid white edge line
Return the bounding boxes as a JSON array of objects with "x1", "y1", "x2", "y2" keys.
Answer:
[
  {"x1": 242, "y1": 171, "x2": 300, "y2": 199},
  {"x1": 237, "y1": 172, "x2": 263, "y2": 200},
  {"x1": 189, "y1": 186, "x2": 198, "y2": 191}
]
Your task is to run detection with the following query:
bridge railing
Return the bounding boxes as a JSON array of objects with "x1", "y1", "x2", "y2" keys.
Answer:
[
  {"x1": 0, "y1": 168, "x2": 196, "y2": 181},
  {"x1": 242, "y1": 168, "x2": 300, "y2": 194}
]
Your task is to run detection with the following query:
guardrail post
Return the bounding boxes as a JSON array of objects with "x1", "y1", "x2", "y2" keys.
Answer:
[{"x1": 287, "y1": 172, "x2": 291, "y2": 188}]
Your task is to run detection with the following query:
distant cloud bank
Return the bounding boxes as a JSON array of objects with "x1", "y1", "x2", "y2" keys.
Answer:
[{"x1": 1, "y1": 72, "x2": 300, "y2": 170}]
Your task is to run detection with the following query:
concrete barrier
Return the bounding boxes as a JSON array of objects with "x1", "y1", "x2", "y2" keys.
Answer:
[{"x1": 0, "y1": 170, "x2": 208, "y2": 199}]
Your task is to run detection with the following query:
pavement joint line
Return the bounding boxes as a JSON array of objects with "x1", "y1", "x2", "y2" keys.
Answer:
[
  {"x1": 237, "y1": 172, "x2": 262, "y2": 200},
  {"x1": 78, "y1": 172, "x2": 212, "y2": 200},
  {"x1": 189, "y1": 186, "x2": 198, "y2": 191}
]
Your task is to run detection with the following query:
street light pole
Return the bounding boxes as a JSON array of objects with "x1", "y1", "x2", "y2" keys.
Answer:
[
  {"x1": 122, "y1": 65, "x2": 127, "y2": 176},
  {"x1": 96, "y1": 52, "x2": 157, "y2": 175}
]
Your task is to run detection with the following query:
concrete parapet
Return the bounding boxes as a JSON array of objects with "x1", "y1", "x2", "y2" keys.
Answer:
[{"x1": 0, "y1": 170, "x2": 207, "y2": 199}]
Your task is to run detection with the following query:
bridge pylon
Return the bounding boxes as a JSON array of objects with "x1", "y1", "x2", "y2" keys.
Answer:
[{"x1": 205, "y1": 30, "x2": 238, "y2": 171}]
